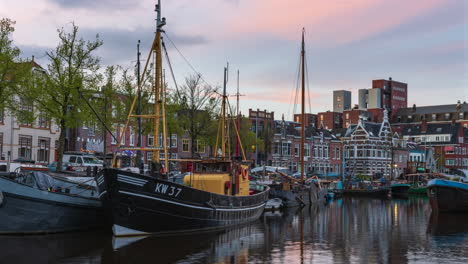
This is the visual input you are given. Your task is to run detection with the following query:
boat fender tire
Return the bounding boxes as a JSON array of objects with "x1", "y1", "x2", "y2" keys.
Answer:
[
  {"x1": 0, "y1": 191, "x2": 4, "y2": 207},
  {"x1": 241, "y1": 168, "x2": 248, "y2": 180}
]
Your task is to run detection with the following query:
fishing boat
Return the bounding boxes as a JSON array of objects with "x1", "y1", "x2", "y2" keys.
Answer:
[
  {"x1": 267, "y1": 29, "x2": 326, "y2": 207},
  {"x1": 389, "y1": 183, "x2": 410, "y2": 199},
  {"x1": 427, "y1": 179, "x2": 468, "y2": 212},
  {"x1": 0, "y1": 170, "x2": 104, "y2": 234},
  {"x1": 96, "y1": 1, "x2": 269, "y2": 237}
]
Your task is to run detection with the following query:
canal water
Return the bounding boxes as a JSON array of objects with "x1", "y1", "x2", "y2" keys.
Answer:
[{"x1": 1, "y1": 197, "x2": 467, "y2": 264}]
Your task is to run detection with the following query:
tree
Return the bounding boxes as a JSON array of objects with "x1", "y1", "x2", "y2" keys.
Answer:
[
  {"x1": 27, "y1": 23, "x2": 103, "y2": 171},
  {"x1": 171, "y1": 74, "x2": 219, "y2": 157},
  {"x1": 0, "y1": 18, "x2": 30, "y2": 111},
  {"x1": 230, "y1": 116, "x2": 264, "y2": 159}
]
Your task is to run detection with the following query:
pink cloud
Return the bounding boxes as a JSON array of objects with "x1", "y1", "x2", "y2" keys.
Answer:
[{"x1": 222, "y1": 0, "x2": 449, "y2": 46}]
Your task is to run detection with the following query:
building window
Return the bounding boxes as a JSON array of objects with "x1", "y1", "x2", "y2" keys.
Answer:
[
  {"x1": 37, "y1": 137, "x2": 50, "y2": 163},
  {"x1": 147, "y1": 152, "x2": 153, "y2": 162},
  {"x1": 182, "y1": 139, "x2": 189, "y2": 152},
  {"x1": 282, "y1": 142, "x2": 291, "y2": 156},
  {"x1": 195, "y1": 140, "x2": 205, "y2": 153},
  {"x1": 304, "y1": 144, "x2": 310, "y2": 157},
  {"x1": 129, "y1": 127, "x2": 135, "y2": 146},
  {"x1": 0, "y1": 133, "x2": 3, "y2": 160},
  {"x1": 38, "y1": 113, "x2": 49, "y2": 128},
  {"x1": 111, "y1": 124, "x2": 118, "y2": 144},
  {"x1": 18, "y1": 135, "x2": 32, "y2": 160},
  {"x1": 0, "y1": 108, "x2": 4, "y2": 123},
  {"x1": 274, "y1": 142, "x2": 280, "y2": 155},
  {"x1": 171, "y1": 134, "x2": 177, "y2": 147},
  {"x1": 88, "y1": 124, "x2": 95, "y2": 136},
  {"x1": 459, "y1": 112, "x2": 464, "y2": 119},
  {"x1": 147, "y1": 134, "x2": 154, "y2": 146},
  {"x1": 294, "y1": 144, "x2": 299, "y2": 157},
  {"x1": 445, "y1": 113, "x2": 450, "y2": 120},
  {"x1": 120, "y1": 125, "x2": 126, "y2": 145}
]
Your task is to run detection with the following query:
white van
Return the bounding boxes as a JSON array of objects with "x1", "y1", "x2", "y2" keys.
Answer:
[{"x1": 62, "y1": 153, "x2": 103, "y2": 168}]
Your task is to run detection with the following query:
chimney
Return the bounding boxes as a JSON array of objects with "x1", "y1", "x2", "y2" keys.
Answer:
[
  {"x1": 421, "y1": 119, "x2": 427, "y2": 133},
  {"x1": 389, "y1": 77, "x2": 392, "y2": 81},
  {"x1": 412, "y1": 104, "x2": 416, "y2": 112}
]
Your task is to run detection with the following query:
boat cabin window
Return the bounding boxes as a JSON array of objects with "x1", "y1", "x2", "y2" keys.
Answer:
[{"x1": 195, "y1": 162, "x2": 231, "y2": 173}]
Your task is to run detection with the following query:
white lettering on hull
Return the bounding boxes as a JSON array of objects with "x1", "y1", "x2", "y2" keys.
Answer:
[{"x1": 155, "y1": 183, "x2": 182, "y2": 197}]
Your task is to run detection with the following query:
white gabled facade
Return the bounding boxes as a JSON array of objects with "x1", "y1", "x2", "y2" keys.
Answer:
[{"x1": 343, "y1": 110, "x2": 394, "y2": 178}]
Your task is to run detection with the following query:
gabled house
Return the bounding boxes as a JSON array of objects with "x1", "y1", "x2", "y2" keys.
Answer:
[{"x1": 342, "y1": 110, "x2": 394, "y2": 178}]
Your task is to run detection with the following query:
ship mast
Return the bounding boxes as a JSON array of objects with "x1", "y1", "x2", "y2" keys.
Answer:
[
  {"x1": 112, "y1": 0, "x2": 168, "y2": 174},
  {"x1": 300, "y1": 28, "x2": 305, "y2": 182}
]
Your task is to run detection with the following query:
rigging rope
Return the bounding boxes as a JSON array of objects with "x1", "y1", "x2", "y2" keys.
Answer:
[{"x1": 163, "y1": 32, "x2": 219, "y2": 95}]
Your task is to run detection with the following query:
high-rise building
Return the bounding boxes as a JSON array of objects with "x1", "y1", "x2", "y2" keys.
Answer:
[
  {"x1": 358, "y1": 88, "x2": 381, "y2": 109},
  {"x1": 333, "y1": 90, "x2": 351, "y2": 113},
  {"x1": 372, "y1": 77, "x2": 408, "y2": 117},
  {"x1": 358, "y1": 78, "x2": 407, "y2": 119}
]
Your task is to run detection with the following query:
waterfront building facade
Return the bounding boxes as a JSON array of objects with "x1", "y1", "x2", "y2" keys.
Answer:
[
  {"x1": 342, "y1": 110, "x2": 394, "y2": 178},
  {"x1": 270, "y1": 117, "x2": 342, "y2": 176}
]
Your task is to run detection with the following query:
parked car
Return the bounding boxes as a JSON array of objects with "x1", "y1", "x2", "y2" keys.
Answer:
[
  {"x1": 62, "y1": 153, "x2": 103, "y2": 168},
  {"x1": 47, "y1": 161, "x2": 70, "y2": 172}
]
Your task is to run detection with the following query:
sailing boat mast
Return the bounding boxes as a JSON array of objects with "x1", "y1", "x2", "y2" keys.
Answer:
[
  {"x1": 300, "y1": 28, "x2": 305, "y2": 181},
  {"x1": 154, "y1": 0, "x2": 169, "y2": 172},
  {"x1": 111, "y1": 0, "x2": 168, "y2": 174}
]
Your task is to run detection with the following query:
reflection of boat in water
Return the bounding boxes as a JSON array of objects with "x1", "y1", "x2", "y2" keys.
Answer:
[
  {"x1": 427, "y1": 212, "x2": 468, "y2": 235},
  {"x1": 427, "y1": 179, "x2": 468, "y2": 212},
  {"x1": 389, "y1": 183, "x2": 410, "y2": 199},
  {"x1": 342, "y1": 188, "x2": 391, "y2": 198},
  {"x1": 0, "y1": 231, "x2": 107, "y2": 263},
  {"x1": 108, "y1": 223, "x2": 264, "y2": 264},
  {"x1": 0, "y1": 170, "x2": 104, "y2": 234}
]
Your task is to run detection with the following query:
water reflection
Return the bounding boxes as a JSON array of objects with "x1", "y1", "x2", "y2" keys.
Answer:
[{"x1": 2, "y1": 197, "x2": 468, "y2": 264}]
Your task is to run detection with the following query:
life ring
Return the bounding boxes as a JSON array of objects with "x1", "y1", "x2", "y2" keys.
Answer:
[
  {"x1": 241, "y1": 168, "x2": 248, "y2": 180},
  {"x1": 0, "y1": 191, "x2": 4, "y2": 207}
]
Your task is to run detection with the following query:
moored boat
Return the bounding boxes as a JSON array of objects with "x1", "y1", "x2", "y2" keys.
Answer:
[
  {"x1": 0, "y1": 171, "x2": 104, "y2": 234},
  {"x1": 97, "y1": 163, "x2": 269, "y2": 237},
  {"x1": 427, "y1": 179, "x2": 468, "y2": 213},
  {"x1": 408, "y1": 185, "x2": 427, "y2": 195},
  {"x1": 389, "y1": 183, "x2": 410, "y2": 199}
]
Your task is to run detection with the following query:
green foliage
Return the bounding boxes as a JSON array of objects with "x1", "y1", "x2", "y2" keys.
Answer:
[
  {"x1": 231, "y1": 117, "x2": 264, "y2": 158},
  {"x1": 25, "y1": 23, "x2": 103, "y2": 170},
  {"x1": 0, "y1": 18, "x2": 31, "y2": 110}
]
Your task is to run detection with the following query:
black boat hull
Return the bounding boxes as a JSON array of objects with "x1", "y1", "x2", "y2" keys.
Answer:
[
  {"x1": 427, "y1": 185, "x2": 468, "y2": 213},
  {"x1": 0, "y1": 177, "x2": 104, "y2": 234},
  {"x1": 97, "y1": 169, "x2": 269, "y2": 236},
  {"x1": 342, "y1": 188, "x2": 391, "y2": 199},
  {"x1": 390, "y1": 185, "x2": 410, "y2": 199}
]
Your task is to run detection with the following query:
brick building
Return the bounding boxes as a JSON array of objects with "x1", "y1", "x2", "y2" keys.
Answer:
[
  {"x1": 293, "y1": 113, "x2": 317, "y2": 128},
  {"x1": 270, "y1": 117, "x2": 342, "y2": 176},
  {"x1": 399, "y1": 122, "x2": 468, "y2": 173},
  {"x1": 342, "y1": 109, "x2": 373, "y2": 128},
  {"x1": 372, "y1": 77, "x2": 408, "y2": 118},
  {"x1": 317, "y1": 111, "x2": 343, "y2": 130},
  {"x1": 392, "y1": 102, "x2": 468, "y2": 128}
]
